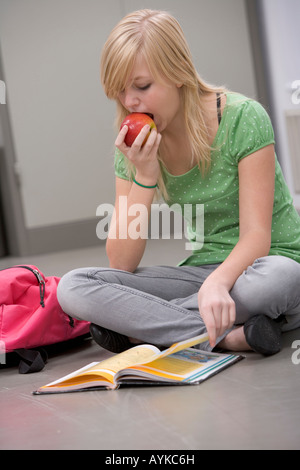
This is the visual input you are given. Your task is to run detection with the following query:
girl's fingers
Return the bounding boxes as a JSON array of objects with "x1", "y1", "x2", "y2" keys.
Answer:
[
  {"x1": 131, "y1": 124, "x2": 151, "y2": 149},
  {"x1": 115, "y1": 124, "x2": 158, "y2": 156},
  {"x1": 115, "y1": 125, "x2": 128, "y2": 148},
  {"x1": 153, "y1": 132, "x2": 162, "y2": 151},
  {"x1": 114, "y1": 124, "x2": 161, "y2": 181},
  {"x1": 201, "y1": 307, "x2": 217, "y2": 348}
]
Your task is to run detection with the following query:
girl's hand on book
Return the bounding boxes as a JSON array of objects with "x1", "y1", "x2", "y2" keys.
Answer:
[
  {"x1": 115, "y1": 124, "x2": 162, "y2": 186},
  {"x1": 198, "y1": 282, "x2": 236, "y2": 348}
]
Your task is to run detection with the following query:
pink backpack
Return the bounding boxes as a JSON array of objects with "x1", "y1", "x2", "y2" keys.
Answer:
[{"x1": 0, "y1": 265, "x2": 90, "y2": 373}]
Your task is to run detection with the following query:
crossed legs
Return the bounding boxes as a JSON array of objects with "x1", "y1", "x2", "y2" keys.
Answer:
[{"x1": 57, "y1": 256, "x2": 300, "y2": 353}]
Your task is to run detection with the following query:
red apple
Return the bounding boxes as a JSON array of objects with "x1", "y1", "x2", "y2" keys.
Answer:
[{"x1": 120, "y1": 113, "x2": 156, "y2": 147}]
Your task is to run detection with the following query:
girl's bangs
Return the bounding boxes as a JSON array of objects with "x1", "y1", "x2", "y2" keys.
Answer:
[{"x1": 102, "y1": 36, "x2": 141, "y2": 99}]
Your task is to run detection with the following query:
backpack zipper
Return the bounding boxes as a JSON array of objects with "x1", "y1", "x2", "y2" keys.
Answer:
[
  {"x1": 13, "y1": 265, "x2": 45, "y2": 308},
  {"x1": 20, "y1": 267, "x2": 74, "y2": 325},
  {"x1": 2, "y1": 266, "x2": 74, "y2": 327}
]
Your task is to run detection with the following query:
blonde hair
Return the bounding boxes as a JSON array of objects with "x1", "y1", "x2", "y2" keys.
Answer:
[{"x1": 101, "y1": 9, "x2": 226, "y2": 199}]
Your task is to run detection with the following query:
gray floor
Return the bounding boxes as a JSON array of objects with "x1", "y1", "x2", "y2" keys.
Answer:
[{"x1": 1, "y1": 239, "x2": 300, "y2": 450}]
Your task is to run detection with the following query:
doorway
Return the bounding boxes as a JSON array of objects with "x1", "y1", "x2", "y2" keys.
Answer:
[{"x1": 0, "y1": 47, "x2": 28, "y2": 258}]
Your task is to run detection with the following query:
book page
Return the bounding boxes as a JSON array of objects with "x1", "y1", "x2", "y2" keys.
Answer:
[
  {"x1": 87, "y1": 344, "x2": 160, "y2": 374},
  {"x1": 42, "y1": 362, "x2": 101, "y2": 388},
  {"x1": 119, "y1": 348, "x2": 236, "y2": 383},
  {"x1": 35, "y1": 333, "x2": 210, "y2": 392},
  {"x1": 130, "y1": 349, "x2": 212, "y2": 382},
  {"x1": 39, "y1": 344, "x2": 160, "y2": 390},
  {"x1": 158, "y1": 333, "x2": 209, "y2": 359},
  {"x1": 133, "y1": 355, "x2": 202, "y2": 381}
]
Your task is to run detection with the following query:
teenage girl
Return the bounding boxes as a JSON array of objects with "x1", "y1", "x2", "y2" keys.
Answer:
[{"x1": 57, "y1": 10, "x2": 300, "y2": 355}]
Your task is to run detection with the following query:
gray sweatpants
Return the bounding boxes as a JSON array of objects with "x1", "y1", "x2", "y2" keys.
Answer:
[{"x1": 57, "y1": 255, "x2": 300, "y2": 351}]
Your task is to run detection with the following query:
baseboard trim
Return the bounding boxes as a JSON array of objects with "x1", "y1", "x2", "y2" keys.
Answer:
[{"x1": 27, "y1": 217, "x2": 102, "y2": 255}]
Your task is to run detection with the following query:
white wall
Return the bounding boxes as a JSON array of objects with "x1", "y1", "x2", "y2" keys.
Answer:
[
  {"x1": 261, "y1": 0, "x2": 300, "y2": 208},
  {"x1": 0, "y1": 0, "x2": 257, "y2": 230}
]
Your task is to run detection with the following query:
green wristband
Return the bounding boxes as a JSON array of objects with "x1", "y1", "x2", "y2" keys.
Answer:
[{"x1": 133, "y1": 178, "x2": 157, "y2": 189}]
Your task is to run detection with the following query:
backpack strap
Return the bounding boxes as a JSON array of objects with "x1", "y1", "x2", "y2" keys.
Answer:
[{"x1": 14, "y1": 348, "x2": 48, "y2": 373}]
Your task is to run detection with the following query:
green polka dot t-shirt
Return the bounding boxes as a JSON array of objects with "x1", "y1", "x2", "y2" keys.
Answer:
[{"x1": 114, "y1": 93, "x2": 300, "y2": 266}]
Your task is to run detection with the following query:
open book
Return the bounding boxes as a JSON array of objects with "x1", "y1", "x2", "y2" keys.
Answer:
[{"x1": 33, "y1": 333, "x2": 243, "y2": 394}]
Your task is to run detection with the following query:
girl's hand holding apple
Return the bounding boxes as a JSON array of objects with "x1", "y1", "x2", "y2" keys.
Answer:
[{"x1": 115, "y1": 113, "x2": 162, "y2": 187}]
